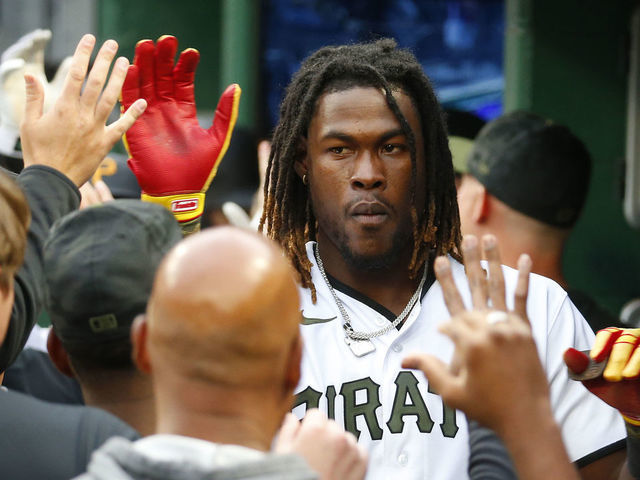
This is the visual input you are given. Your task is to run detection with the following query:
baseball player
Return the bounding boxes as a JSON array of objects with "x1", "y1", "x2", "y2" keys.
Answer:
[{"x1": 121, "y1": 37, "x2": 626, "y2": 479}]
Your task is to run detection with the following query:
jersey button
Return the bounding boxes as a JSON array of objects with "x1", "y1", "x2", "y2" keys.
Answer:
[
  {"x1": 398, "y1": 452, "x2": 409, "y2": 466},
  {"x1": 392, "y1": 344, "x2": 403, "y2": 353}
]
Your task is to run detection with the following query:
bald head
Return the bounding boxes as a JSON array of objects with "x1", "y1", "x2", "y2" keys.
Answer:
[{"x1": 146, "y1": 227, "x2": 301, "y2": 388}]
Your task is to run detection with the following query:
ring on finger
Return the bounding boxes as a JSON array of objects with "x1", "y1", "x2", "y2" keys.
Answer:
[{"x1": 486, "y1": 311, "x2": 509, "y2": 325}]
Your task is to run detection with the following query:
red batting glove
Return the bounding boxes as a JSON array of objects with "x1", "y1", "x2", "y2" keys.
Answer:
[
  {"x1": 120, "y1": 35, "x2": 241, "y2": 223},
  {"x1": 565, "y1": 327, "x2": 640, "y2": 425}
]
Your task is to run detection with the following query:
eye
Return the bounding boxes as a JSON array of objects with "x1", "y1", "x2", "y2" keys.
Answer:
[
  {"x1": 381, "y1": 143, "x2": 405, "y2": 154},
  {"x1": 328, "y1": 146, "x2": 352, "y2": 155}
]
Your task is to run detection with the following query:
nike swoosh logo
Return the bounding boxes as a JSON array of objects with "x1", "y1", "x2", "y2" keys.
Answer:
[{"x1": 300, "y1": 312, "x2": 337, "y2": 325}]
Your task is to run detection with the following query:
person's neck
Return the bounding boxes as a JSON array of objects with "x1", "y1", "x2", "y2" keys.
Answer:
[
  {"x1": 80, "y1": 369, "x2": 155, "y2": 436},
  {"x1": 486, "y1": 226, "x2": 568, "y2": 289},
  {"x1": 315, "y1": 235, "x2": 421, "y2": 316},
  {"x1": 154, "y1": 380, "x2": 286, "y2": 452}
]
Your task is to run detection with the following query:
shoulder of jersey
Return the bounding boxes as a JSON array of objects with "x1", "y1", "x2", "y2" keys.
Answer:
[{"x1": 447, "y1": 254, "x2": 569, "y2": 297}]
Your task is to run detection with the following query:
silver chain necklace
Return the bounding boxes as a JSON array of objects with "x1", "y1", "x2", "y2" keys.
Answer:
[{"x1": 313, "y1": 243, "x2": 427, "y2": 357}]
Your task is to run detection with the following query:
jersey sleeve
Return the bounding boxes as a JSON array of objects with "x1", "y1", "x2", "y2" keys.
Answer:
[
  {"x1": 467, "y1": 420, "x2": 517, "y2": 480},
  {"x1": 543, "y1": 294, "x2": 626, "y2": 464}
]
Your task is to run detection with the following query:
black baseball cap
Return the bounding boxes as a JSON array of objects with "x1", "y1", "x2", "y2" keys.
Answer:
[
  {"x1": 466, "y1": 111, "x2": 592, "y2": 228},
  {"x1": 44, "y1": 200, "x2": 181, "y2": 351}
]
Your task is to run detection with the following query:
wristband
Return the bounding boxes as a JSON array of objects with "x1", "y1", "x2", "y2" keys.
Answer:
[{"x1": 141, "y1": 192, "x2": 205, "y2": 223}]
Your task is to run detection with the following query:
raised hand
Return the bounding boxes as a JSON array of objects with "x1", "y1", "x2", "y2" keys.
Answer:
[
  {"x1": 120, "y1": 35, "x2": 241, "y2": 228},
  {"x1": 403, "y1": 235, "x2": 580, "y2": 480},
  {"x1": 19, "y1": 34, "x2": 147, "y2": 186},
  {"x1": 275, "y1": 409, "x2": 368, "y2": 480},
  {"x1": 79, "y1": 179, "x2": 114, "y2": 209},
  {"x1": 402, "y1": 234, "x2": 535, "y2": 431}
]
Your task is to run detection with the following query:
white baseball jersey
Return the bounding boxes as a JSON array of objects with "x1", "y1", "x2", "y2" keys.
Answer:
[{"x1": 293, "y1": 241, "x2": 625, "y2": 480}]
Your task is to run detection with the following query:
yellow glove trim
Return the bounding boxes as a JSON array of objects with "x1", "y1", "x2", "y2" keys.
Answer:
[
  {"x1": 202, "y1": 85, "x2": 242, "y2": 192},
  {"x1": 141, "y1": 192, "x2": 205, "y2": 223},
  {"x1": 623, "y1": 414, "x2": 640, "y2": 426}
]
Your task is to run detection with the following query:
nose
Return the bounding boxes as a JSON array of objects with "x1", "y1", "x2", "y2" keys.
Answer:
[{"x1": 350, "y1": 151, "x2": 386, "y2": 190}]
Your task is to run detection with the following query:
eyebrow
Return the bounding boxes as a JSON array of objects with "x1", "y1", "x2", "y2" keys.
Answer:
[{"x1": 320, "y1": 128, "x2": 407, "y2": 143}]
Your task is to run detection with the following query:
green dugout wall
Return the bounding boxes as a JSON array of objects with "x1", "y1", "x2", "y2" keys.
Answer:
[
  {"x1": 98, "y1": 0, "x2": 259, "y2": 129},
  {"x1": 505, "y1": 0, "x2": 640, "y2": 314}
]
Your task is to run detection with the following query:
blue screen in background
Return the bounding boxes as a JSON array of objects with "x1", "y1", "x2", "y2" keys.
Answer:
[{"x1": 261, "y1": 0, "x2": 505, "y2": 129}]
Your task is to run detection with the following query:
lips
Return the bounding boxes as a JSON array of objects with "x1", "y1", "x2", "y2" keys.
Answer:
[{"x1": 349, "y1": 201, "x2": 390, "y2": 225}]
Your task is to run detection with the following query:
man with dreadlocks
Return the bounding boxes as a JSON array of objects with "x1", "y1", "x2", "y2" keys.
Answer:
[
  {"x1": 123, "y1": 37, "x2": 626, "y2": 479},
  {"x1": 258, "y1": 39, "x2": 626, "y2": 480}
]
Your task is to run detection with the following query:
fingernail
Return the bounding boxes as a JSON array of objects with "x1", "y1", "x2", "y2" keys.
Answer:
[
  {"x1": 104, "y1": 39, "x2": 117, "y2": 51},
  {"x1": 115, "y1": 57, "x2": 129, "y2": 71},
  {"x1": 434, "y1": 256, "x2": 449, "y2": 273},
  {"x1": 482, "y1": 234, "x2": 496, "y2": 249},
  {"x1": 462, "y1": 235, "x2": 477, "y2": 249},
  {"x1": 518, "y1": 254, "x2": 532, "y2": 270},
  {"x1": 81, "y1": 34, "x2": 96, "y2": 46},
  {"x1": 134, "y1": 99, "x2": 147, "y2": 113}
]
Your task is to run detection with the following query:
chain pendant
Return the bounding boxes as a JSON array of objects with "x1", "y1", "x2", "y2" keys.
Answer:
[{"x1": 345, "y1": 336, "x2": 376, "y2": 357}]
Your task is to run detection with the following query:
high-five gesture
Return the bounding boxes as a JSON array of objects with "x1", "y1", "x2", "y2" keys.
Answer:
[
  {"x1": 403, "y1": 235, "x2": 580, "y2": 480},
  {"x1": 120, "y1": 35, "x2": 241, "y2": 231},
  {"x1": 19, "y1": 34, "x2": 146, "y2": 186},
  {"x1": 403, "y1": 234, "x2": 535, "y2": 430}
]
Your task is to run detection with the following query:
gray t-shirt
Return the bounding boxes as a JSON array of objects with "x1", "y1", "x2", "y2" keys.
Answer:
[{"x1": 76, "y1": 435, "x2": 318, "y2": 480}]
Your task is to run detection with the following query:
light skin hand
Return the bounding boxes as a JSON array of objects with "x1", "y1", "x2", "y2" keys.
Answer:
[
  {"x1": 79, "y1": 179, "x2": 114, "y2": 209},
  {"x1": 275, "y1": 409, "x2": 367, "y2": 480},
  {"x1": 19, "y1": 34, "x2": 147, "y2": 187}
]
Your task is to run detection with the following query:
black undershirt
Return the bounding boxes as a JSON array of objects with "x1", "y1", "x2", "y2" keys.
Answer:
[{"x1": 325, "y1": 261, "x2": 436, "y2": 329}]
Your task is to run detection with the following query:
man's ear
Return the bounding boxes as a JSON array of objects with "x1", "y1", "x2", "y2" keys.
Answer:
[
  {"x1": 293, "y1": 137, "x2": 309, "y2": 182},
  {"x1": 47, "y1": 329, "x2": 75, "y2": 378},
  {"x1": 131, "y1": 314, "x2": 152, "y2": 374},
  {"x1": 283, "y1": 334, "x2": 303, "y2": 397},
  {"x1": 0, "y1": 281, "x2": 14, "y2": 346},
  {"x1": 474, "y1": 185, "x2": 491, "y2": 223}
]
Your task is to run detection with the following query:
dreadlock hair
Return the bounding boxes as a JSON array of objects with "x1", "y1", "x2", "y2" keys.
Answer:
[{"x1": 260, "y1": 38, "x2": 462, "y2": 301}]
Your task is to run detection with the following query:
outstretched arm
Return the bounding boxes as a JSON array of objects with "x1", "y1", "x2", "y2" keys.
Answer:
[
  {"x1": 403, "y1": 234, "x2": 580, "y2": 480},
  {"x1": 0, "y1": 34, "x2": 146, "y2": 371},
  {"x1": 121, "y1": 35, "x2": 241, "y2": 236}
]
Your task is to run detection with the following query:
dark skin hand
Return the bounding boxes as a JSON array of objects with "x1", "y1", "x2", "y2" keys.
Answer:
[{"x1": 403, "y1": 234, "x2": 581, "y2": 480}]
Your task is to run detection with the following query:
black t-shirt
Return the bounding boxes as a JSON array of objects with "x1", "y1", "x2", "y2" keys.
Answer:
[{"x1": 0, "y1": 388, "x2": 139, "y2": 479}]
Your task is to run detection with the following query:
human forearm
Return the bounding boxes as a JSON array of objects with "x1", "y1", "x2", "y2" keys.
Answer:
[
  {"x1": 0, "y1": 166, "x2": 79, "y2": 370},
  {"x1": 497, "y1": 400, "x2": 579, "y2": 480}
]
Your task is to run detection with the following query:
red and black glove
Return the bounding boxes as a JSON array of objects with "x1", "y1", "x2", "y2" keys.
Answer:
[
  {"x1": 120, "y1": 35, "x2": 241, "y2": 225},
  {"x1": 565, "y1": 327, "x2": 640, "y2": 424}
]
